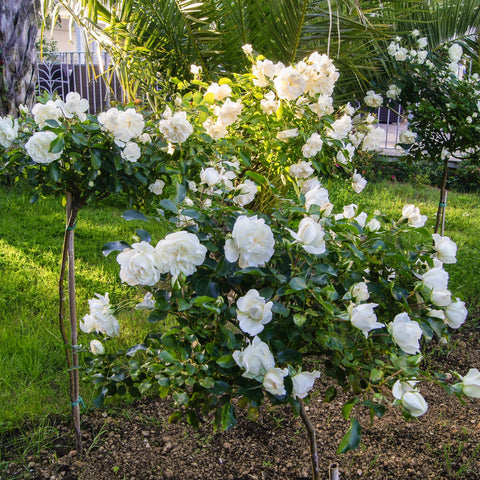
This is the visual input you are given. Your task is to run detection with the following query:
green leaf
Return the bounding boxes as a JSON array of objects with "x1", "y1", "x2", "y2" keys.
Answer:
[
  {"x1": 337, "y1": 418, "x2": 362, "y2": 454},
  {"x1": 210, "y1": 381, "x2": 232, "y2": 394},
  {"x1": 369, "y1": 368, "x2": 384, "y2": 383},
  {"x1": 289, "y1": 277, "x2": 307, "y2": 290},
  {"x1": 102, "y1": 240, "x2": 130, "y2": 256},
  {"x1": 324, "y1": 386, "x2": 337, "y2": 403},
  {"x1": 48, "y1": 163, "x2": 60, "y2": 182},
  {"x1": 175, "y1": 182, "x2": 186, "y2": 204},
  {"x1": 216, "y1": 354, "x2": 235, "y2": 369},
  {"x1": 186, "y1": 410, "x2": 199, "y2": 428},
  {"x1": 199, "y1": 377, "x2": 215, "y2": 389},
  {"x1": 272, "y1": 302, "x2": 290, "y2": 316},
  {"x1": 122, "y1": 210, "x2": 148, "y2": 221},
  {"x1": 159, "y1": 199, "x2": 178, "y2": 213},
  {"x1": 135, "y1": 229, "x2": 151, "y2": 242},
  {"x1": 139, "y1": 380, "x2": 152, "y2": 394},
  {"x1": 220, "y1": 404, "x2": 237, "y2": 430},
  {"x1": 158, "y1": 350, "x2": 176, "y2": 363},
  {"x1": 49, "y1": 135, "x2": 65, "y2": 153},
  {"x1": 245, "y1": 170, "x2": 268, "y2": 186},
  {"x1": 293, "y1": 313, "x2": 307, "y2": 327},
  {"x1": 173, "y1": 392, "x2": 189, "y2": 406},
  {"x1": 277, "y1": 349, "x2": 302, "y2": 364},
  {"x1": 342, "y1": 398, "x2": 357, "y2": 420}
]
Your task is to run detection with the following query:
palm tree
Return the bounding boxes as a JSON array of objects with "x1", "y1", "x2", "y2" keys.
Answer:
[{"x1": 0, "y1": 0, "x2": 39, "y2": 116}]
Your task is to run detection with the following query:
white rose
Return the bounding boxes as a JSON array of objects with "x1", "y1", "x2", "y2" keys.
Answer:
[
  {"x1": 352, "y1": 171, "x2": 367, "y2": 193},
  {"x1": 200, "y1": 167, "x2": 222, "y2": 187},
  {"x1": 159, "y1": 110, "x2": 193, "y2": 143},
  {"x1": 155, "y1": 231, "x2": 207, "y2": 278},
  {"x1": 364, "y1": 90, "x2": 383, "y2": 108},
  {"x1": 121, "y1": 141, "x2": 141, "y2": 162},
  {"x1": 263, "y1": 368, "x2": 289, "y2": 396},
  {"x1": 233, "y1": 179, "x2": 257, "y2": 207},
  {"x1": 60, "y1": 92, "x2": 89, "y2": 120},
  {"x1": 444, "y1": 298, "x2": 468, "y2": 329},
  {"x1": 135, "y1": 292, "x2": 156, "y2": 310},
  {"x1": 215, "y1": 98, "x2": 243, "y2": 127},
  {"x1": 233, "y1": 336, "x2": 275, "y2": 379},
  {"x1": 304, "y1": 186, "x2": 330, "y2": 213},
  {"x1": 116, "y1": 241, "x2": 161, "y2": 286},
  {"x1": 300, "y1": 177, "x2": 322, "y2": 194},
  {"x1": 348, "y1": 303, "x2": 384, "y2": 338},
  {"x1": 432, "y1": 233, "x2": 457, "y2": 264},
  {"x1": 336, "y1": 143, "x2": 355, "y2": 164},
  {"x1": 138, "y1": 133, "x2": 151, "y2": 144},
  {"x1": 291, "y1": 371, "x2": 321, "y2": 399},
  {"x1": 327, "y1": 114, "x2": 353, "y2": 140},
  {"x1": 290, "y1": 216, "x2": 326, "y2": 255},
  {"x1": 343, "y1": 203, "x2": 357, "y2": 219},
  {"x1": 394, "y1": 47, "x2": 408, "y2": 61},
  {"x1": 25, "y1": 131, "x2": 62, "y2": 164},
  {"x1": 401, "y1": 204, "x2": 427, "y2": 228},
  {"x1": 459, "y1": 369, "x2": 480, "y2": 398},
  {"x1": 252, "y1": 60, "x2": 276, "y2": 87},
  {"x1": 356, "y1": 212, "x2": 368, "y2": 226},
  {"x1": 289, "y1": 161, "x2": 314, "y2": 179},
  {"x1": 448, "y1": 44, "x2": 463, "y2": 62},
  {"x1": 190, "y1": 64, "x2": 202, "y2": 75},
  {"x1": 422, "y1": 266, "x2": 449, "y2": 290},
  {"x1": 206, "y1": 82, "x2": 232, "y2": 101},
  {"x1": 203, "y1": 118, "x2": 228, "y2": 140},
  {"x1": 90, "y1": 339, "x2": 105, "y2": 355},
  {"x1": 389, "y1": 312, "x2": 422, "y2": 354},
  {"x1": 366, "y1": 218, "x2": 381, "y2": 232},
  {"x1": 242, "y1": 44, "x2": 253, "y2": 55},
  {"x1": 386, "y1": 84, "x2": 401, "y2": 100},
  {"x1": 80, "y1": 293, "x2": 119, "y2": 337},
  {"x1": 32, "y1": 100, "x2": 63, "y2": 128},
  {"x1": 225, "y1": 215, "x2": 275, "y2": 269},
  {"x1": 260, "y1": 92, "x2": 279, "y2": 115},
  {"x1": 236, "y1": 289, "x2": 273, "y2": 336},
  {"x1": 399, "y1": 130, "x2": 416, "y2": 144},
  {"x1": 309, "y1": 95, "x2": 334, "y2": 118},
  {"x1": 277, "y1": 128, "x2": 299, "y2": 141},
  {"x1": 273, "y1": 66, "x2": 306, "y2": 100},
  {"x1": 392, "y1": 380, "x2": 428, "y2": 417},
  {"x1": 0, "y1": 115, "x2": 19, "y2": 148},
  {"x1": 148, "y1": 179, "x2": 165, "y2": 195},
  {"x1": 361, "y1": 127, "x2": 386, "y2": 151},
  {"x1": 430, "y1": 288, "x2": 452, "y2": 307},
  {"x1": 350, "y1": 282, "x2": 369, "y2": 302}
]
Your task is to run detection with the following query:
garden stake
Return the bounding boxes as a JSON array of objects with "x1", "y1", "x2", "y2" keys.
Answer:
[
  {"x1": 58, "y1": 192, "x2": 83, "y2": 457},
  {"x1": 434, "y1": 159, "x2": 449, "y2": 235},
  {"x1": 299, "y1": 399, "x2": 320, "y2": 480},
  {"x1": 329, "y1": 463, "x2": 340, "y2": 480}
]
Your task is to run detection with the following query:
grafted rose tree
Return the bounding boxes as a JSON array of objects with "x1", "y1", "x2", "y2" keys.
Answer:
[
  {"x1": 363, "y1": 31, "x2": 480, "y2": 234},
  {"x1": 78, "y1": 50, "x2": 477, "y2": 480},
  {"x1": 1, "y1": 93, "x2": 163, "y2": 455}
]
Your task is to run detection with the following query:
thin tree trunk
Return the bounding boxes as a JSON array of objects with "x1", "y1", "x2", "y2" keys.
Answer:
[
  {"x1": 434, "y1": 159, "x2": 449, "y2": 235},
  {"x1": 59, "y1": 192, "x2": 83, "y2": 457},
  {"x1": 0, "y1": 0, "x2": 39, "y2": 116},
  {"x1": 299, "y1": 400, "x2": 320, "y2": 480}
]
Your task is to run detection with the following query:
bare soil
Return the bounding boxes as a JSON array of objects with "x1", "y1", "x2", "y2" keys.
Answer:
[{"x1": 4, "y1": 328, "x2": 480, "y2": 480}]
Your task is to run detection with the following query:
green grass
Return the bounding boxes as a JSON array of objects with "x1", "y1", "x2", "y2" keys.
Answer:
[{"x1": 0, "y1": 178, "x2": 479, "y2": 458}]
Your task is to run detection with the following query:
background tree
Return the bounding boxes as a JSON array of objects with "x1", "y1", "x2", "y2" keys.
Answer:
[{"x1": 0, "y1": 0, "x2": 39, "y2": 116}]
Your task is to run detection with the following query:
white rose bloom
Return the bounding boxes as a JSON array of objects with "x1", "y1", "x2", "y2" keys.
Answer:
[
  {"x1": 233, "y1": 336, "x2": 275, "y2": 379},
  {"x1": 448, "y1": 44, "x2": 463, "y2": 62},
  {"x1": 291, "y1": 371, "x2": 321, "y2": 399},
  {"x1": 59, "y1": 92, "x2": 89, "y2": 120},
  {"x1": 90, "y1": 339, "x2": 105, "y2": 355},
  {"x1": 417, "y1": 37, "x2": 428, "y2": 48},
  {"x1": 336, "y1": 143, "x2": 356, "y2": 164},
  {"x1": 277, "y1": 128, "x2": 299, "y2": 141},
  {"x1": 25, "y1": 131, "x2": 62, "y2": 164},
  {"x1": 215, "y1": 98, "x2": 243, "y2": 127},
  {"x1": 343, "y1": 203, "x2": 357, "y2": 219},
  {"x1": 236, "y1": 289, "x2": 273, "y2": 336},
  {"x1": 444, "y1": 298, "x2": 468, "y2": 329},
  {"x1": 401, "y1": 204, "x2": 427, "y2": 228},
  {"x1": 202, "y1": 118, "x2": 228, "y2": 140},
  {"x1": 260, "y1": 91, "x2": 279, "y2": 115},
  {"x1": 302, "y1": 133, "x2": 323, "y2": 158},
  {"x1": 263, "y1": 368, "x2": 289, "y2": 396},
  {"x1": 290, "y1": 216, "x2": 326, "y2": 255},
  {"x1": 417, "y1": 50, "x2": 428, "y2": 64},
  {"x1": 148, "y1": 179, "x2": 165, "y2": 195},
  {"x1": 80, "y1": 293, "x2": 120, "y2": 337},
  {"x1": 233, "y1": 179, "x2": 258, "y2": 207},
  {"x1": 116, "y1": 241, "x2": 161, "y2": 286},
  {"x1": 348, "y1": 303, "x2": 384, "y2": 338},
  {"x1": 273, "y1": 66, "x2": 306, "y2": 101},
  {"x1": 309, "y1": 95, "x2": 334, "y2": 118},
  {"x1": 430, "y1": 288, "x2": 452, "y2": 307},
  {"x1": 252, "y1": 59, "x2": 276, "y2": 87},
  {"x1": 200, "y1": 167, "x2": 222, "y2": 187},
  {"x1": 361, "y1": 127, "x2": 386, "y2": 151},
  {"x1": 135, "y1": 292, "x2": 156, "y2": 310},
  {"x1": 394, "y1": 47, "x2": 408, "y2": 61},
  {"x1": 98, "y1": 108, "x2": 145, "y2": 144},
  {"x1": 427, "y1": 309, "x2": 445, "y2": 320},
  {"x1": 242, "y1": 44, "x2": 253, "y2": 55},
  {"x1": 366, "y1": 218, "x2": 381, "y2": 232},
  {"x1": 304, "y1": 186, "x2": 330, "y2": 212},
  {"x1": 422, "y1": 266, "x2": 449, "y2": 291},
  {"x1": 386, "y1": 84, "x2": 401, "y2": 100},
  {"x1": 225, "y1": 215, "x2": 275, "y2": 269},
  {"x1": 300, "y1": 177, "x2": 322, "y2": 194},
  {"x1": 138, "y1": 133, "x2": 152, "y2": 144},
  {"x1": 342, "y1": 102, "x2": 356, "y2": 116},
  {"x1": 459, "y1": 369, "x2": 480, "y2": 398},
  {"x1": 327, "y1": 114, "x2": 353, "y2": 140},
  {"x1": 155, "y1": 231, "x2": 207, "y2": 278},
  {"x1": 190, "y1": 64, "x2": 202, "y2": 75},
  {"x1": 350, "y1": 282, "x2": 370, "y2": 302},
  {"x1": 355, "y1": 212, "x2": 368, "y2": 228},
  {"x1": 206, "y1": 82, "x2": 232, "y2": 101},
  {"x1": 364, "y1": 90, "x2": 383, "y2": 108},
  {"x1": 121, "y1": 141, "x2": 141, "y2": 162},
  {"x1": 289, "y1": 161, "x2": 314, "y2": 179},
  {"x1": 352, "y1": 171, "x2": 367, "y2": 193},
  {"x1": 159, "y1": 110, "x2": 193, "y2": 143},
  {"x1": 392, "y1": 380, "x2": 428, "y2": 417},
  {"x1": 432, "y1": 233, "x2": 457, "y2": 264},
  {"x1": 399, "y1": 130, "x2": 416, "y2": 144},
  {"x1": 0, "y1": 115, "x2": 19, "y2": 148},
  {"x1": 389, "y1": 312, "x2": 422, "y2": 354},
  {"x1": 32, "y1": 100, "x2": 63, "y2": 128}
]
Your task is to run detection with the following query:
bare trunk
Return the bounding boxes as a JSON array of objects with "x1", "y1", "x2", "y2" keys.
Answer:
[
  {"x1": 0, "y1": 0, "x2": 38, "y2": 116},
  {"x1": 299, "y1": 400, "x2": 320, "y2": 480},
  {"x1": 434, "y1": 159, "x2": 449, "y2": 235}
]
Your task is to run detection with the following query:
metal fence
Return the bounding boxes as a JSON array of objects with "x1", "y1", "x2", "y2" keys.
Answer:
[{"x1": 36, "y1": 51, "x2": 405, "y2": 153}]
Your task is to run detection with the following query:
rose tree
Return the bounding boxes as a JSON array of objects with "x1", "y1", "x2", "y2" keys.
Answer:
[{"x1": 84, "y1": 160, "x2": 475, "y2": 479}]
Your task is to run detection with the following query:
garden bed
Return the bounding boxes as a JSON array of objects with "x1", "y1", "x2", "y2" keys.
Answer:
[{"x1": 4, "y1": 325, "x2": 480, "y2": 480}]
